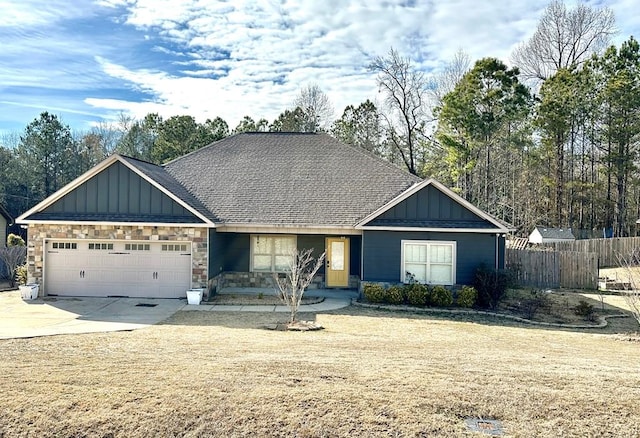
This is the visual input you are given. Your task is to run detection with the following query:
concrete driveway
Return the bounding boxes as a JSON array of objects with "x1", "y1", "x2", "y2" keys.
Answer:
[{"x1": 0, "y1": 290, "x2": 185, "y2": 339}]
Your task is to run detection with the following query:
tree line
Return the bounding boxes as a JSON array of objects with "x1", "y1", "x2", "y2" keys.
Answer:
[{"x1": 1, "y1": 1, "x2": 638, "y2": 239}]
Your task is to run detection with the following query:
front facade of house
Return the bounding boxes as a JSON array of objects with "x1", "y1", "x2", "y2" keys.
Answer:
[{"x1": 17, "y1": 133, "x2": 511, "y2": 298}]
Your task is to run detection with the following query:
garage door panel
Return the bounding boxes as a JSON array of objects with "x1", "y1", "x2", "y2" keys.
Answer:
[{"x1": 45, "y1": 240, "x2": 192, "y2": 298}]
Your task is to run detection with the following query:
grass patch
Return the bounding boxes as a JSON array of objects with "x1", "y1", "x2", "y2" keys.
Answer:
[{"x1": 0, "y1": 307, "x2": 638, "y2": 437}]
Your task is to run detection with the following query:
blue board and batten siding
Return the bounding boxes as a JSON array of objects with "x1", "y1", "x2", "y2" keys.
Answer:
[
  {"x1": 29, "y1": 162, "x2": 200, "y2": 223},
  {"x1": 362, "y1": 230, "x2": 504, "y2": 285},
  {"x1": 368, "y1": 185, "x2": 490, "y2": 228}
]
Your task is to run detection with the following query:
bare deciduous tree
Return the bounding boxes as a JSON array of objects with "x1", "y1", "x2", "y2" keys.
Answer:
[
  {"x1": 369, "y1": 48, "x2": 431, "y2": 176},
  {"x1": 293, "y1": 84, "x2": 334, "y2": 132},
  {"x1": 616, "y1": 250, "x2": 640, "y2": 327},
  {"x1": 430, "y1": 49, "x2": 471, "y2": 106},
  {"x1": 0, "y1": 246, "x2": 26, "y2": 287},
  {"x1": 511, "y1": 0, "x2": 616, "y2": 82},
  {"x1": 273, "y1": 248, "x2": 325, "y2": 325}
]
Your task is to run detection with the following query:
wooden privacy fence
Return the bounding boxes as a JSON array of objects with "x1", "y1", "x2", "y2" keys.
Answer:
[
  {"x1": 550, "y1": 237, "x2": 640, "y2": 267},
  {"x1": 506, "y1": 249, "x2": 599, "y2": 289}
]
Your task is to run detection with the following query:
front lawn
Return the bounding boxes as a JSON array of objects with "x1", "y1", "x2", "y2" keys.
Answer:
[{"x1": 0, "y1": 307, "x2": 638, "y2": 437}]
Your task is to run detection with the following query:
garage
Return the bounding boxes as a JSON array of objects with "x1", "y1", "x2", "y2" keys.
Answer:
[{"x1": 45, "y1": 240, "x2": 192, "y2": 298}]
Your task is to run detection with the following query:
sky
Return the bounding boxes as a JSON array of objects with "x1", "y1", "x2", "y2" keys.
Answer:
[{"x1": 0, "y1": 0, "x2": 637, "y2": 135}]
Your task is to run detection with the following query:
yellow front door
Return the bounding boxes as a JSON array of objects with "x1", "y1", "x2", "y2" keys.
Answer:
[{"x1": 326, "y1": 237, "x2": 349, "y2": 288}]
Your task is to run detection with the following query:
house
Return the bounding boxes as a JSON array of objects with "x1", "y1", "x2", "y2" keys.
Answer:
[
  {"x1": 0, "y1": 204, "x2": 12, "y2": 247},
  {"x1": 528, "y1": 226, "x2": 576, "y2": 245},
  {"x1": 16, "y1": 133, "x2": 511, "y2": 298}
]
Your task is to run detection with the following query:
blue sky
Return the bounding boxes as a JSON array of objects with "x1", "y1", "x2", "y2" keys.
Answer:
[{"x1": 0, "y1": 0, "x2": 637, "y2": 135}]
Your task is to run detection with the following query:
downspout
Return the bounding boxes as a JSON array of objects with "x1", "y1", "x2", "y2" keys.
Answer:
[
  {"x1": 495, "y1": 233, "x2": 499, "y2": 271},
  {"x1": 360, "y1": 233, "x2": 365, "y2": 299}
]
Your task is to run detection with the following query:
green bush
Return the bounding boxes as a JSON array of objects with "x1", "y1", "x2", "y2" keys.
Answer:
[
  {"x1": 473, "y1": 265, "x2": 514, "y2": 309},
  {"x1": 430, "y1": 285, "x2": 453, "y2": 307},
  {"x1": 406, "y1": 283, "x2": 429, "y2": 307},
  {"x1": 456, "y1": 286, "x2": 477, "y2": 308},
  {"x1": 574, "y1": 300, "x2": 596, "y2": 321},
  {"x1": 363, "y1": 283, "x2": 385, "y2": 303},
  {"x1": 385, "y1": 285, "x2": 405, "y2": 305},
  {"x1": 7, "y1": 233, "x2": 25, "y2": 247},
  {"x1": 15, "y1": 263, "x2": 27, "y2": 286}
]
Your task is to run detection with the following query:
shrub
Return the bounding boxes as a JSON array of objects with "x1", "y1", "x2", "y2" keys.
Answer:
[
  {"x1": 363, "y1": 283, "x2": 385, "y2": 303},
  {"x1": 406, "y1": 283, "x2": 429, "y2": 307},
  {"x1": 0, "y1": 246, "x2": 27, "y2": 287},
  {"x1": 456, "y1": 286, "x2": 477, "y2": 308},
  {"x1": 385, "y1": 285, "x2": 405, "y2": 305},
  {"x1": 520, "y1": 289, "x2": 551, "y2": 319},
  {"x1": 430, "y1": 285, "x2": 453, "y2": 307},
  {"x1": 473, "y1": 265, "x2": 514, "y2": 309},
  {"x1": 574, "y1": 300, "x2": 596, "y2": 321},
  {"x1": 7, "y1": 233, "x2": 25, "y2": 247},
  {"x1": 15, "y1": 263, "x2": 27, "y2": 286}
]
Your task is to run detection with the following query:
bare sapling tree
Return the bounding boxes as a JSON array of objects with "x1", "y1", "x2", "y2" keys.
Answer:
[
  {"x1": 274, "y1": 248, "x2": 325, "y2": 325},
  {"x1": 0, "y1": 246, "x2": 26, "y2": 288},
  {"x1": 616, "y1": 250, "x2": 640, "y2": 327}
]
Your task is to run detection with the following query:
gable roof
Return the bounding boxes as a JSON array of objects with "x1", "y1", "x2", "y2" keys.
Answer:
[
  {"x1": 355, "y1": 178, "x2": 513, "y2": 232},
  {"x1": 17, "y1": 155, "x2": 213, "y2": 225},
  {"x1": 165, "y1": 133, "x2": 421, "y2": 227},
  {"x1": 532, "y1": 226, "x2": 575, "y2": 240}
]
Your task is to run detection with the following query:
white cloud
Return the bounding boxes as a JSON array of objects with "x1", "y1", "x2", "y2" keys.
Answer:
[{"x1": 1, "y1": 0, "x2": 635, "y2": 132}]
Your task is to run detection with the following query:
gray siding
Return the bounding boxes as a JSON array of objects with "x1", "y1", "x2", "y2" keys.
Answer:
[
  {"x1": 368, "y1": 185, "x2": 492, "y2": 228},
  {"x1": 33, "y1": 162, "x2": 200, "y2": 223},
  {"x1": 362, "y1": 230, "x2": 505, "y2": 285},
  {"x1": 0, "y1": 216, "x2": 6, "y2": 248}
]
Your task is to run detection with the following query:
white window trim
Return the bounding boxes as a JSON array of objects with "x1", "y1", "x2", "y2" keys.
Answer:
[
  {"x1": 250, "y1": 234, "x2": 297, "y2": 273},
  {"x1": 400, "y1": 240, "x2": 457, "y2": 285}
]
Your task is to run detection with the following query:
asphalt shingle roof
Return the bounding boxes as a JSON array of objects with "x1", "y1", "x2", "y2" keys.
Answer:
[{"x1": 164, "y1": 132, "x2": 421, "y2": 227}]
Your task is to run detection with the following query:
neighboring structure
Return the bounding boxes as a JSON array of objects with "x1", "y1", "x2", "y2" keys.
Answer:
[
  {"x1": 0, "y1": 204, "x2": 12, "y2": 279},
  {"x1": 16, "y1": 133, "x2": 512, "y2": 298},
  {"x1": 528, "y1": 226, "x2": 576, "y2": 245},
  {"x1": 0, "y1": 204, "x2": 12, "y2": 248}
]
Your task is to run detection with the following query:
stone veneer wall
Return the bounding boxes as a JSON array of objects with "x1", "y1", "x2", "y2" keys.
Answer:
[
  {"x1": 27, "y1": 224, "x2": 208, "y2": 295},
  {"x1": 209, "y1": 271, "x2": 359, "y2": 294}
]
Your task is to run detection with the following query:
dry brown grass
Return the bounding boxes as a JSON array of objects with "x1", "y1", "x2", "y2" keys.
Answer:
[{"x1": 1, "y1": 306, "x2": 639, "y2": 437}]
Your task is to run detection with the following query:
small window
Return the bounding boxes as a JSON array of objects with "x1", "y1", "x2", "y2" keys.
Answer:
[
  {"x1": 161, "y1": 244, "x2": 188, "y2": 252},
  {"x1": 89, "y1": 243, "x2": 113, "y2": 250},
  {"x1": 52, "y1": 242, "x2": 77, "y2": 250},
  {"x1": 125, "y1": 243, "x2": 150, "y2": 251}
]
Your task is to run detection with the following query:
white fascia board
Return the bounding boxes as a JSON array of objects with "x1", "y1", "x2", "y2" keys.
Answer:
[
  {"x1": 360, "y1": 226, "x2": 508, "y2": 234},
  {"x1": 355, "y1": 178, "x2": 513, "y2": 232},
  {"x1": 18, "y1": 220, "x2": 212, "y2": 228}
]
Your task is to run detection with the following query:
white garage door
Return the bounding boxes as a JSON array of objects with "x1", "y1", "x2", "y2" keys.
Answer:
[{"x1": 45, "y1": 240, "x2": 192, "y2": 298}]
